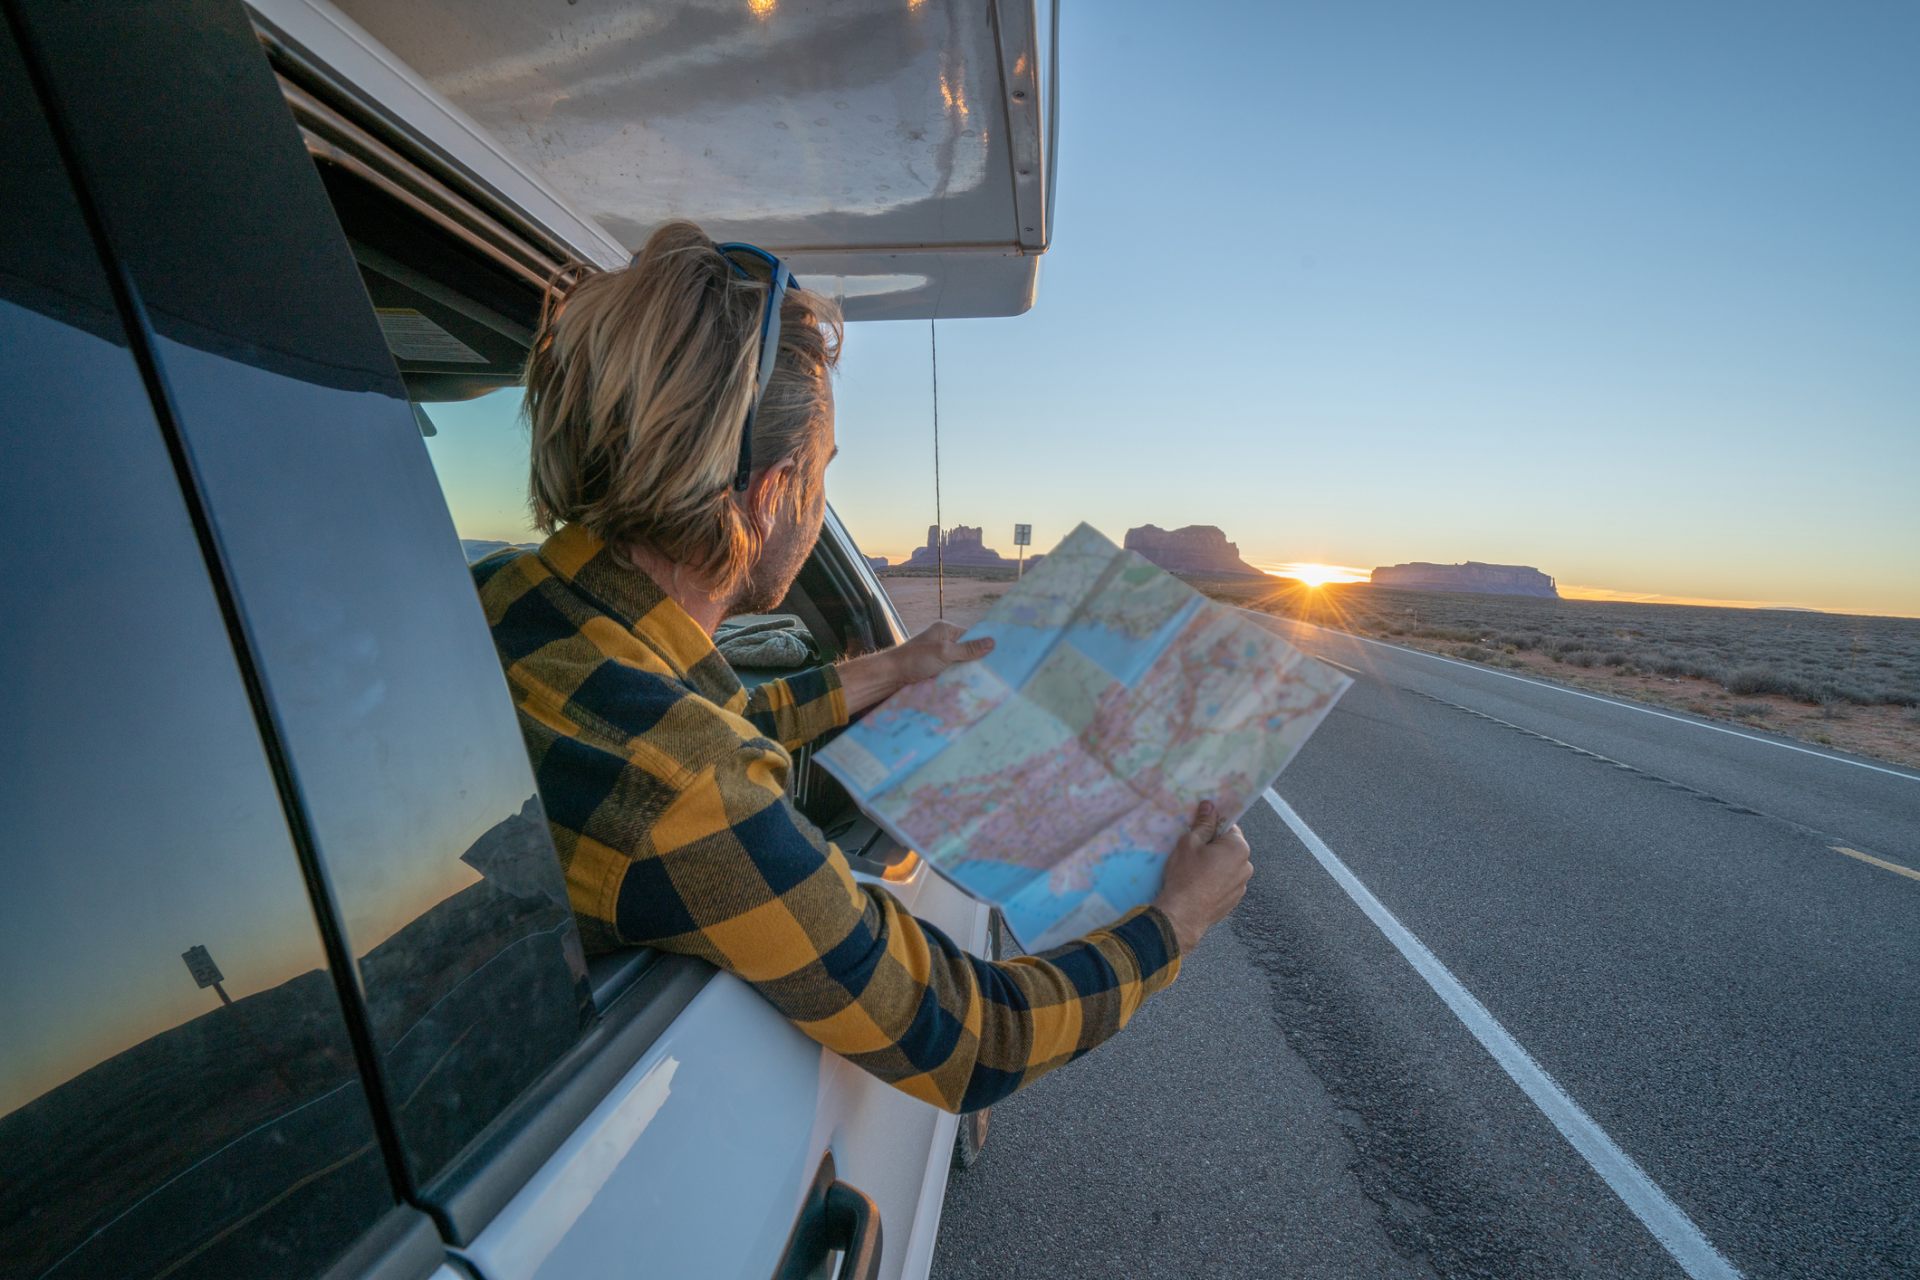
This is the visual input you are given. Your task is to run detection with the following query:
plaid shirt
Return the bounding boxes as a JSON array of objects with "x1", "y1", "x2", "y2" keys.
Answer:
[{"x1": 473, "y1": 523, "x2": 1182, "y2": 1113}]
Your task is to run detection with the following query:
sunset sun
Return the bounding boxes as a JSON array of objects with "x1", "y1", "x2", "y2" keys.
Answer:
[{"x1": 1266, "y1": 562, "x2": 1370, "y2": 588}]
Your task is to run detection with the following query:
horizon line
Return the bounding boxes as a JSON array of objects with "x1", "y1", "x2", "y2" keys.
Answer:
[
  {"x1": 1245, "y1": 566, "x2": 1916, "y2": 620},
  {"x1": 860, "y1": 544, "x2": 1918, "y2": 622}
]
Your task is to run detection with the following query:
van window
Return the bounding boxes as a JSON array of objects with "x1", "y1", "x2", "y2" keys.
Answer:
[{"x1": 0, "y1": 33, "x2": 393, "y2": 1273}]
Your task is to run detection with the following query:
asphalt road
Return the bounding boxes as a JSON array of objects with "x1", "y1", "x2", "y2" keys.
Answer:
[{"x1": 932, "y1": 618, "x2": 1920, "y2": 1279}]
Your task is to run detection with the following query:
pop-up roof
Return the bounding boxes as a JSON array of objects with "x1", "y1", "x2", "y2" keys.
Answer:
[{"x1": 257, "y1": 0, "x2": 1056, "y2": 319}]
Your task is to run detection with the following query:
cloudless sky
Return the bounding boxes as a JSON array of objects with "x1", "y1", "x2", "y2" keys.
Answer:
[{"x1": 823, "y1": 0, "x2": 1919, "y2": 616}]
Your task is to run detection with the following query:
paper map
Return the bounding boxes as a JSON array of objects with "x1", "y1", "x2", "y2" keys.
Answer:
[{"x1": 817, "y1": 524, "x2": 1352, "y2": 951}]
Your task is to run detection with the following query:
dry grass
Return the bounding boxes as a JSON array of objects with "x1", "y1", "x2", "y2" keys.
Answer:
[{"x1": 1194, "y1": 577, "x2": 1920, "y2": 770}]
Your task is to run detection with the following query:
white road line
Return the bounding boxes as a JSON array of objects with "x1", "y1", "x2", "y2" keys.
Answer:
[
  {"x1": 1250, "y1": 611, "x2": 1920, "y2": 783},
  {"x1": 1263, "y1": 788, "x2": 1744, "y2": 1280}
]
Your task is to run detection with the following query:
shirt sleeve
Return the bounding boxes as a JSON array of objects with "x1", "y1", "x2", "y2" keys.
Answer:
[
  {"x1": 613, "y1": 738, "x2": 1182, "y2": 1114},
  {"x1": 740, "y1": 664, "x2": 848, "y2": 751}
]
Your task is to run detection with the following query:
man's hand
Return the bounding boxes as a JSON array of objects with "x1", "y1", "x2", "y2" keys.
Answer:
[
  {"x1": 1151, "y1": 800, "x2": 1253, "y2": 953},
  {"x1": 889, "y1": 620, "x2": 995, "y2": 686},
  {"x1": 838, "y1": 621, "x2": 995, "y2": 716}
]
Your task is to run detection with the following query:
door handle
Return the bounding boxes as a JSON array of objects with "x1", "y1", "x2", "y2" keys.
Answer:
[
  {"x1": 774, "y1": 1153, "x2": 884, "y2": 1280},
  {"x1": 822, "y1": 1180, "x2": 881, "y2": 1280}
]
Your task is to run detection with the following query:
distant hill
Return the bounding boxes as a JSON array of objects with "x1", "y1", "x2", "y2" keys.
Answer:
[
  {"x1": 461, "y1": 539, "x2": 539, "y2": 563},
  {"x1": 1371, "y1": 561, "x2": 1558, "y2": 598},
  {"x1": 1124, "y1": 525, "x2": 1264, "y2": 577}
]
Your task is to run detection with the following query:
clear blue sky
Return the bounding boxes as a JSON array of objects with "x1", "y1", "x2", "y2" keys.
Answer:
[{"x1": 824, "y1": 0, "x2": 1919, "y2": 615}]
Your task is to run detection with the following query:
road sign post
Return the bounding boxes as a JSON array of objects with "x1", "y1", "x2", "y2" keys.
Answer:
[
  {"x1": 182, "y1": 944, "x2": 232, "y2": 1007},
  {"x1": 182, "y1": 943, "x2": 298, "y2": 1093},
  {"x1": 1013, "y1": 523, "x2": 1031, "y2": 580}
]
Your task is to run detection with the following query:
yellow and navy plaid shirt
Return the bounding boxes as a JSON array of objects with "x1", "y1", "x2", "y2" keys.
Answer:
[{"x1": 473, "y1": 524, "x2": 1182, "y2": 1113}]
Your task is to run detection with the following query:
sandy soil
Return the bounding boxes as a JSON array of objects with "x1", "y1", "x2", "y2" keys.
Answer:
[{"x1": 880, "y1": 576, "x2": 1007, "y2": 636}]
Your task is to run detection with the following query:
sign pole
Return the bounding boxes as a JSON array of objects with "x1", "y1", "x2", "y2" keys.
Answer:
[
  {"x1": 183, "y1": 943, "x2": 293, "y2": 1093},
  {"x1": 1014, "y1": 523, "x2": 1031, "y2": 580}
]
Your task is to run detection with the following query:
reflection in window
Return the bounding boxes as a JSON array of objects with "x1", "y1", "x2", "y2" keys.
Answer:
[{"x1": 0, "y1": 263, "x2": 391, "y2": 1277}]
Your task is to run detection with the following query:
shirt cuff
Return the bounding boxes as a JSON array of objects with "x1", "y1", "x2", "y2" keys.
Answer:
[
  {"x1": 815, "y1": 662, "x2": 850, "y2": 731},
  {"x1": 1111, "y1": 904, "x2": 1183, "y2": 993}
]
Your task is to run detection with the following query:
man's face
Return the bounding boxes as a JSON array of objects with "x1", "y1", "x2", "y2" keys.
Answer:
[{"x1": 732, "y1": 414, "x2": 835, "y2": 615}]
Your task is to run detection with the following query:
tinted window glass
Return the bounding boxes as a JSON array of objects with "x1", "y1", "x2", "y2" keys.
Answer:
[
  {"x1": 0, "y1": 30, "x2": 392, "y2": 1277},
  {"x1": 6, "y1": 0, "x2": 596, "y2": 1197}
]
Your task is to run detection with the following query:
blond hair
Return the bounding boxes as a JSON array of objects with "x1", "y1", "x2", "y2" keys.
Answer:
[{"x1": 526, "y1": 220, "x2": 843, "y2": 595}]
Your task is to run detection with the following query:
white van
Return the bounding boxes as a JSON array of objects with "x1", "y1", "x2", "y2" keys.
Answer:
[{"x1": 0, "y1": 2, "x2": 1054, "y2": 1278}]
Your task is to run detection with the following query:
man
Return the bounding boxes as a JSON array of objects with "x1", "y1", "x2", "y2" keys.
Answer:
[{"x1": 475, "y1": 221, "x2": 1253, "y2": 1113}]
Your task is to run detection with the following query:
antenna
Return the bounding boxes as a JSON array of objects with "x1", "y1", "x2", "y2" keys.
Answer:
[{"x1": 931, "y1": 318, "x2": 945, "y2": 621}]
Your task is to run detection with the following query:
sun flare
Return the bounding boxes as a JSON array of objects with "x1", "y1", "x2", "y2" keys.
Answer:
[{"x1": 1265, "y1": 562, "x2": 1370, "y2": 588}]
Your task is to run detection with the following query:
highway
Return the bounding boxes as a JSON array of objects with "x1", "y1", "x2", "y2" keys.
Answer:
[{"x1": 931, "y1": 618, "x2": 1920, "y2": 1280}]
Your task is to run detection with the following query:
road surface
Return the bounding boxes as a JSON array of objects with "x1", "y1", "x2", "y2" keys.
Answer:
[{"x1": 931, "y1": 617, "x2": 1919, "y2": 1279}]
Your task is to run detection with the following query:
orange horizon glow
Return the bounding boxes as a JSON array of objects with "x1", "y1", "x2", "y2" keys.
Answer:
[
  {"x1": 1260, "y1": 562, "x2": 1372, "y2": 588},
  {"x1": 856, "y1": 536, "x2": 1916, "y2": 620},
  {"x1": 1552, "y1": 583, "x2": 1912, "y2": 616}
]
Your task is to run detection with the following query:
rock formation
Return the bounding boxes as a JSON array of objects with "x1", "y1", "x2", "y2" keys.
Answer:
[
  {"x1": 904, "y1": 524, "x2": 1017, "y2": 569},
  {"x1": 1123, "y1": 525, "x2": 1264, "y2": 577},
  {"x1": 865, "y1": 555, "x2": 889, "y2": 571},
  {"x1": 1370, "y1": 561, "x2": 1559, "y2": 598}
]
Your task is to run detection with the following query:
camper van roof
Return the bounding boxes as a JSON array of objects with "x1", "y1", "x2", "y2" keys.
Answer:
[{"x1": 252, "y1": 0, "x2": 1055, "y2": 320}]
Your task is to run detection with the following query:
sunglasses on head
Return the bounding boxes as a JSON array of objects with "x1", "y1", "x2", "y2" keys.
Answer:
[{"x1": 715, "y1": 242, "x2": 800, "y2": 493}]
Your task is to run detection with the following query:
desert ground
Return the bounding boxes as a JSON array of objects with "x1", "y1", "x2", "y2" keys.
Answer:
[
  {"x1": 1210, "y1": 577, "x2": 1920, "y2": 770},
  {"x1": 878, "y1": 569, "x2": 1920, "y2": 770},
  {"x1": 881, "y1": 574, "x2": 1010, "y2": 635}
]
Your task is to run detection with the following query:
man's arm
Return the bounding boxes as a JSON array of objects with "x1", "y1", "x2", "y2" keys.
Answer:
[
  {"x1": 740, "y1": 621, "x2": 994, "y2": 750},
  {"x1": 616, "y1": 738, "x2": 1181, "y2": 1114},
  {"x1": 739, "y1": 665, "x2": 847, "y2": 751}
]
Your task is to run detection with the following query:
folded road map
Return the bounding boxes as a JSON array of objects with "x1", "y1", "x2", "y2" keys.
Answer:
[{"x1": 818, "y1": 524, "x2": 1352, "y2": 951}]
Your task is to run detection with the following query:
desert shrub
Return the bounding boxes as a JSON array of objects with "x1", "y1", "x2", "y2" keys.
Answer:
[
  {"x1": 1449, "y1": 643, "x2": 1488, "y2": 662},
  {"x1": 1729, "y1": 702, "x2": 1769, "y2": 718},
  {"x1": 1255, "y1": 583, "x2": 1920, "y2": 714},
  {"x1": 1617, "y1": 663, "x2": 1640, "y2": 676},
  {"x1": 1566, "y1": 651, "x2": 1600, "y2": 668},
  {"x1": 1725, "y1": 664, "x2": 1792, "y2": 696},
  {"x1": 1603, "y1": 651, "x2": 1632, "y2": 667}
]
